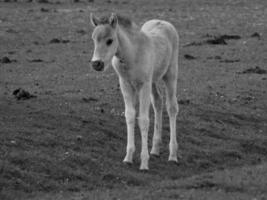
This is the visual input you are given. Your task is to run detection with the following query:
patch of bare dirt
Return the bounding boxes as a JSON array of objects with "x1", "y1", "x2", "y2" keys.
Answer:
[
  {"x1": 239, "y1": 66, "x2": 267, "y2": 74},
  {"x1": 12, "y1": 88, "x2": 37, "y2": 100}
]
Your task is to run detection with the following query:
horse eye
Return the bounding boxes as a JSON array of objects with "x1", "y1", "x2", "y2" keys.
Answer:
[{"x1": 106, "y1": 39, "x2": 113, "y2": 46}]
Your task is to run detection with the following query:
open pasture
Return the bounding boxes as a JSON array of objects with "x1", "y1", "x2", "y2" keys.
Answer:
[{"x1": 0, "y1": 0, "x2": 267, "y2": 199}]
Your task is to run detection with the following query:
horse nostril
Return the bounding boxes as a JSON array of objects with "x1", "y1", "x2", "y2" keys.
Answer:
[{"x1": 91, "y1": 60, "x2": 104, "y2": 71}]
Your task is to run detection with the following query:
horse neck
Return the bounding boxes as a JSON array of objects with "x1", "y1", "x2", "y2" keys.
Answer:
[{"x1": 116, "y1": 26, "x2": 141, "y2": 63}]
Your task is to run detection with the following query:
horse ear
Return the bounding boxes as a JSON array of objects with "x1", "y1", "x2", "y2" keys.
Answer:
[
  {"x1": 90, "y1": 13, "x2": 99, "y2": 27},
  {"x1": 109, "y1": 13, "x2": 118, "y2": 28}
]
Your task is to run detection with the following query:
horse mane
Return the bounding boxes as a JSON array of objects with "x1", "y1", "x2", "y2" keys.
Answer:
[{"x1": 98, "y1": 14, "x2": 133, "y2": 29}]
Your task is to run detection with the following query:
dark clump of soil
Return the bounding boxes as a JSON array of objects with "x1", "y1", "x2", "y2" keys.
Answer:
[
  {"x1": 74, "y1": 0, "x2": 94, "y2": 2},
  {"x1": 50, "y1": 38, "x2": 60, "y2": 43},
  {"x1": 49, "y1": 38, "x2": 70, "y2": 44},
  {"x1": 76, "y1": 29, "x2": 87, "y2": 35},
  {"x1": 37, "y1": 0, "x2": 49, "y2": 3},
  {"x1": 61, "y1": 40, "x2": 70, "y2": 44},
  {"x1": 185, "y1": 34, "x2": 241, "y2": 47},
  {"x1": 214, "y1": 56, "x2": 222, "y2": 60},
  {"x1": 251, "y1": 32, "x2": 261, "y2": 39},
  {"x1": 1, "y1": 56, "x2": 12, "y2": 63},
  {"x1": 219, "y1": 34, "x2": 241, "y2": 40},
  {"x1": 184, "y1": 54, "x2": 196, "y2": 60},
  {"x1": 6, "y1": 28, "x2": 18, "y2": 33},
  {"x1": 220, "y1": 59, "x2": 240, "y2": 63},
  {"x1": 207, "y1": 56, "x2": 222, "y2": 60},
  {"x1": 239, "y1": 66, "x2": 267, "y2": 74},
  {"x1": 178, "y1": 99, "x2": 190, "y2": 105},
  {"x1": 28, "y1": 59, "x2": 44, "y2": 62},
  {"x1": 82, "y1": 97, "x2": 98, "y2": 102},
  {"x1": 13, "y1": 88, "x2": 37, "y2": 100},
  {"x1": 184, "y1": 37, "x2": 227, "y2": 46},
  {"x1": 40, "y1": 8, "x2": 49, "y2": 12},
  {"x1": 74, "y1": 0, "x2": 93, "y2": 2},
  {"x1": 204, "y1": 34, "x2": 241, "y2": 40},
  {"x1": 205, "y1": 37, "x2": 227, "y2": 45}
]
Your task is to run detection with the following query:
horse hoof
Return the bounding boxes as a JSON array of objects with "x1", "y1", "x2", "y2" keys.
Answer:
[
  {"x1": 168, "y1": 159, "x2": 179, "y2": 166},
  {"x1": 123, "y1": 160, "x2": 133, "y2": 166},
  {"x1": 168, "y1": 157, "x2": 178, "y2": 162},
  {"x1": 139, "y1": 168, "x2": 149, "y2": 172},
  {"x1": 139, "y1": 164, "x2": 149, "y2": 171}
]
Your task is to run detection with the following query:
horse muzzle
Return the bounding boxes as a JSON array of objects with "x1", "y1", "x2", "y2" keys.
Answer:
[{"x1": 91, "y1": 60, "x2": 105, "y2": 71}]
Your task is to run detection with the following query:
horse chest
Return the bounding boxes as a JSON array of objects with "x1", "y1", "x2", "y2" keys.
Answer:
[
  {"x1": 112, "y1": 60, "x2": 146, "y2": 91},
  {"x1": 112, "y1": 57, "x2": 133, "y2": 79}
]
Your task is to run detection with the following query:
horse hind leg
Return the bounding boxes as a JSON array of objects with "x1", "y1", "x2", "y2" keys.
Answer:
[
  {"x1": 163, "y1": 60, "x2": 179, "y2": 162},
  {"x1": 150, "y1": 83, "x2": 163, "y2": 156}
]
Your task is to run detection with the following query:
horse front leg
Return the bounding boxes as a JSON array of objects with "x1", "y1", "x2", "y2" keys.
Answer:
[
  {"x1": 120, "y1": 79, "x2": 137, "y2": 164},
  {"x1": 138, "y1": 82, "x2": 151, "y2": 170}
]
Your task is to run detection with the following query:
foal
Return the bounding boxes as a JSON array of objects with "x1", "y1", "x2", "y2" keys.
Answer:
[{"x1": 90, "y1": 13, "x2": 179, "y2": 170}]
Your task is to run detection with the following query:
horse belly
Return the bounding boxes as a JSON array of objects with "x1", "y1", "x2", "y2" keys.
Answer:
[
  {"x1": 152, "y1": 45, "x2": 172, "y2": 82},
  {"x1": 146, "y1": 34, "x2": 171, "y2": 82}
]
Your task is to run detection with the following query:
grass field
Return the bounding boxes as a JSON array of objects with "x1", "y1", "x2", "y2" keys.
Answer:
[{"x1": 0, "y1": 0, "x2": 267, "y2": 199}]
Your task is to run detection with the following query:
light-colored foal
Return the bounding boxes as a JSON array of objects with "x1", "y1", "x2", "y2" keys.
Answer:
[{"x1": 90, "y1": 13, "x2": 179, "y2": 170}]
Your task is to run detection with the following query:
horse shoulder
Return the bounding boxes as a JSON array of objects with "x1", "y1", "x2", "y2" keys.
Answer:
[{"x1": 112, "y1": 56, "x2": 129, "y2": 76}]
